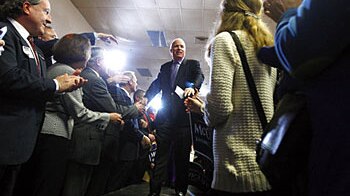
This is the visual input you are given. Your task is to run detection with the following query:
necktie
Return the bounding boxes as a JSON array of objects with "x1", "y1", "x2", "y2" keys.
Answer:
[
  {"x1": 27, "y1": 36, "x2": 41, "y2": 76},
  {"x1": 170, "y1": 61, "x2": 179, "y2": 88}
]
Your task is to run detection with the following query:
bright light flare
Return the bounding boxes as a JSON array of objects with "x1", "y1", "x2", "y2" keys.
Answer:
[
  {"x1": 104, "y1": 49, "x2": 126, "y2": 73},
  {"x1": 147, "y1": 93, "x2": 162, "y2": 113}
]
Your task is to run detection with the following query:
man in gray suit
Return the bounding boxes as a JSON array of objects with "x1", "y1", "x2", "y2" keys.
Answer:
[{"x1": 63, "y1": 47, "x2": 130, "y2": 196}]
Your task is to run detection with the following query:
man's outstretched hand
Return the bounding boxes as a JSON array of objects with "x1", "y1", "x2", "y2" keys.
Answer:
[{"x1": 97, "y1": 33, "x2": 118, "y2": 44}]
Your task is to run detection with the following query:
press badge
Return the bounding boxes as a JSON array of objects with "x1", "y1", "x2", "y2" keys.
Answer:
[{"x1": 22, "y1": 45, "x2": 34, "y2": 59}]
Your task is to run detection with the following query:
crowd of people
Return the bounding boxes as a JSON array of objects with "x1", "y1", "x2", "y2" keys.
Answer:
[{"x1": 0, "y1": 0, "x2": 349, "y2": 196}]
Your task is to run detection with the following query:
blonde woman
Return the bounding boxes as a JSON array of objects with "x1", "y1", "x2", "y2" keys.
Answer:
[{"x1": 205, "y1": 0, "x2": 277, "y2": 195}]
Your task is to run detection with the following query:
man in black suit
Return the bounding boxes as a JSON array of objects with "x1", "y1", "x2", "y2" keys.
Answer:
[
  {"x1": 0, "y1": 1, "x2": 86, "y2": 195},
  {"x1": 145, "y1": 38, "x2": 204, "y2": 196}
]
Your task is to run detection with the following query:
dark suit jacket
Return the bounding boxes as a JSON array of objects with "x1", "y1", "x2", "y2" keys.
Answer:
[
  {"x1": 107, "y1": 83, "x2": 140, "y2": 120},
  {"x1": 70, "y1": 67, "x2": 120, "y2": 165},
  {"x1": 0, "y1": 20, "x2": 56, "y2": 165},
  {"x1": 108, "y1": 86, "x2": 143, "y2": 161},
  {"x1": 145, "y1": 59, "x2": 204, "y2": 127},
  {"x1": 34, "y1": 32, "x2": 96, "y2": 68}
]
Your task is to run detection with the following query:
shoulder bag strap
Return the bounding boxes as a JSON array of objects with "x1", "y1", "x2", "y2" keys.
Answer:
[{"x1": 229, "y1": 31, "x2": 268, "y2": 129}]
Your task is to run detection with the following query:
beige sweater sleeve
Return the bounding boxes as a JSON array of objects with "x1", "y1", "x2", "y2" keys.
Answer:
[{"x1": 206, "y1": 32, "x2": 238, "y2": 127}]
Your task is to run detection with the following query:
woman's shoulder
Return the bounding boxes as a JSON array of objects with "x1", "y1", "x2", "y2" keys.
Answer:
[
  {"x1": 215, "y1": 31, "x2": 232, "y2": 42},
  {"x1": 215, "y1": 30, "x2": 247, "y2": 39}
]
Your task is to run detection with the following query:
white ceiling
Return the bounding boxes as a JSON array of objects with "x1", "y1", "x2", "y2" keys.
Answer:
[{"x1": 70, "y1": 0, "x2": 275, "y2": 92}]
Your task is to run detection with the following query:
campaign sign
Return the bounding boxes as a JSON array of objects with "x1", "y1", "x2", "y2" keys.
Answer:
[{"x1": 188, "y1": 120, "x2": 213, "y2": 191}]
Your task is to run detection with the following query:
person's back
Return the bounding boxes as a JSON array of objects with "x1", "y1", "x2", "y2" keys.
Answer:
[
  {"x1": 207, "y1": 29, "x2": 276, "y2": 194},
  {"x1": 272, "y1": 0, "x2": 350, "y2": 195},
  {"x1": 204, "y1": 0, "x2": 276, "y2": 195}
]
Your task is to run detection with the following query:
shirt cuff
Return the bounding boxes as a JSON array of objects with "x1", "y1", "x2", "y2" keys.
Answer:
[
  {"x1": 53, "y1": 79, "x2": 59, "y2": 92},
  {"x1": 94, "y1": 32, "x2": 99, "y2": 40}
]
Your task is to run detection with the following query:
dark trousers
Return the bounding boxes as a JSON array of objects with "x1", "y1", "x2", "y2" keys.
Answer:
[
  {"x1": 149, "y1": 123, "x2": 191, "y2": 195},
  {"x1": 13, "y1": 134, "x2": 70, "y2": 196},
  {"x1": 269, "y1": 106, "x2": 310, "y2": 196},
  {"x1": 62, "y1": 160, "x2": 94, "y2": 196},
  {"x1": 106, "y1": 160, "x2": 135, "y2": 193},
  {"x1": 207, "y1": 189, "x2": 271, "y2": 196},
  {"x1": 0, "y1": 164, "x2": 21, "y2": 196},
  {"x1": 85, "y1": 158, "x2": 114, "y2": 196},
  {"x1": 128, "y1": 151, "x2": 149, "y2": 185}
]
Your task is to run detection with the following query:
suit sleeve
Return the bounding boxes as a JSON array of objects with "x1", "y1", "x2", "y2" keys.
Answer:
[
  {"x1": 34, "y1": 38, "x2": 58, "y2": 58},
  {"x1": 107, "y1": 85, "x2": 140, "y2": 119},
  {"x1": 83, "y1": 78, "x2": 117, "y2": 113},
  {"x1": 80, "y1": 32, "x2": 97, "y2": 45},
  {"x1": 0, "y1": 26, "x2": 56, "y2": 100},
  {"x1": 274, "y1": 0, "x2": 350, "y2": 79},
  {"x1": 122, "y1": 119, "x2": 144, "y2": 143},
  {"x1": 206, "y1": 33, "x2": 235, "y2": 127},
  {"x1": 190, "y1": 60, "x2": 204, "y2": 89},
  {"x1": 61, "y1": 89, "x2": 110, "y2": 131},
  {"x1": 145, "y1": 71, "x2": 162, "y2": 101},
  {"x1": 116, "y1": 104, "x2": 139, "y2": 119}
]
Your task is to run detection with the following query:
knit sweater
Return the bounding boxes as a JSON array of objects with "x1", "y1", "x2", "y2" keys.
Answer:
[{"x1": 206, "y1": 30, "x2": 277, "y2": 193}]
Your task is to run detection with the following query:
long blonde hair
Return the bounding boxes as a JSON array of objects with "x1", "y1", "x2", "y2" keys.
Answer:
[{"x1": 206, "y1": 0, "x2": 274, "y2": 59}]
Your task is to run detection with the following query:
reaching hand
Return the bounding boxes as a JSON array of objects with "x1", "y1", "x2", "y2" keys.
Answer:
[
  {"x1": 184, "y1": 96, "x2": 204, "y2": 114},
  {"x1": 139, "y1": 119, "x2": 148, "y2": 129},
  {"x1": 141, "y1": 135, "x2": 151, "y2": 149},
  {"x1": 148, "y1": 133, "x2": 156, "y2": 142},
  {"x1": 0, "y1": 40, "x2": 5, "y2": 47},
  {"x1": 55, "y1": 73, "x2": 88, "y2": 93},
  {"x1": 71, "y1": 68, "x2": 82, "y2": 76},
  {"x1": 184, "y1": 88, "x2": 195, "y2": 98},
  {"x1": 106, "y1": 74, "x2": 130, "y2": 84},
  {"x1": 109, "y1": 112, "x2": 124, "y2": 125},
  {"x1": 97, "y1": 33, "x2": 118, "y2": 44}
]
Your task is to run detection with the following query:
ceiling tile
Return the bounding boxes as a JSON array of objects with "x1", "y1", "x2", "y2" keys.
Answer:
[
  {"x1": 204, "y1": 0, "x2": 221, "y2": 9},
  {"x1": 78, "y1": 8, "x2": 107, "y2": 31},
  {"x1": 180, "y1": 0, "x2": 203, "y2": 9},
  {"x1": 157, "y1": 0, "x2": 180, "y2": 9},
  {"x1": 121, "y1": 26, "x2": 150, "y2": 43},
  {"x1": 203, "y1": 9, "x2": 218, "y2": 32},
  {"x1": 139, "y1": 9, "x2": 163, "y2": 30},
  {"x1": 159, "y1": 9, "x2": 182, "y2": 31},
  {"x1": 70, "y1": 0, "x2": 96, "y2": 8},
  {"x1": 115, "y1": 9, "x2": 143, "y2": 28},
  {"x1": 133, "y1": 0, "x2": 157, "y2": 8},
  {"x1": 98, "y1": 0, "x2": 135, "y2": 8},
  {"x1": 182, "y1": 9, "x2": 202, "y2": 31}
]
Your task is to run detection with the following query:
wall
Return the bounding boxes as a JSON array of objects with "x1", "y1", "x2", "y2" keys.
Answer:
[{"x1": 50, "y1": 0, "x2": 94, "y2": 37}]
